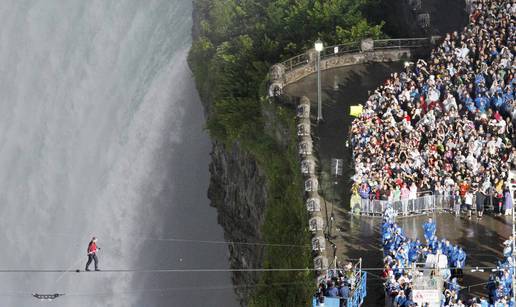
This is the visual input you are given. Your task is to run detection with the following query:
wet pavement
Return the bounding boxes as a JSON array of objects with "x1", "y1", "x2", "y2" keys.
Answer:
[
  {"x1": 284, "y1": 63, "x2": 511, "y2": 306},
  {"x1": 335, "y1": 212, "x2": 511, "y2": 306}
]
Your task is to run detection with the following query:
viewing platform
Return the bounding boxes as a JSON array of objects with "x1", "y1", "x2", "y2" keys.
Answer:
[{"x1": 269, "y1": 37, "x2": 440, "y2": 97}]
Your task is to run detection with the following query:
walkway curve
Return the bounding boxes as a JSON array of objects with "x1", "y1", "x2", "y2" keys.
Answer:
[{"x1": 269, "y1": 37, "x2": 440, "y2": 97}]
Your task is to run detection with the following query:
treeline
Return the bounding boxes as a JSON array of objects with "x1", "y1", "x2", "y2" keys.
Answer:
[
  {"x1": 188, "y1": 1, "x2": 385, "y2": 306},
  {"x1": 189, "y1": 0, "x2": 385, "y2": 143}
]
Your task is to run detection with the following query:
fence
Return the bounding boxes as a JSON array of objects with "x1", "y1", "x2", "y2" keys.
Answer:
[
  {"x1": 280, "y1": 37, "x2": 434, "y2": 74},
  {"x1": 352, "y1": 194, "x2": 454, "y2": 216},
  {"x1": 347, "y1": 271, "x2": 367, "y2": 307},
  {"x1": 372, "y1": 38, "x2": 431, "y2": 50},
  {"x1": 282, "y1": 53, "x2": 310, "y2": 72},
  {"x1": 319, "y1": 41, "x2": 361, "y2": 60}
]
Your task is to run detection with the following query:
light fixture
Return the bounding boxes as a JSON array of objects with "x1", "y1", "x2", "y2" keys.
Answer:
[{"x1": 314, "y1": 39, "x2": 324, "y2": 52}]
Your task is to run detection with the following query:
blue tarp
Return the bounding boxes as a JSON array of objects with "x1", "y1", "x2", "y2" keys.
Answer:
[{"x1": 312, "y1": 297, "x2": 340, "y2": 307}]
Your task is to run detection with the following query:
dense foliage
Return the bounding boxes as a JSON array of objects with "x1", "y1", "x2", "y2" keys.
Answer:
[{"x1": 188, "y1": 0, "x2": 385, "y2": 306}]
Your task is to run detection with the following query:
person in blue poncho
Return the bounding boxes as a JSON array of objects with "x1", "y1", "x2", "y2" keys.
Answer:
[
  {"x1": 494, "y1": 285, "x2": 505, "y2": 302},
  {"x1": 492, "y1": 91, "x2": 504, "y2": 109},
  {"x1": 423, "y1": 217, "x2": 436, "y2": 243},
  {"x1": 478, "y1": 297, "x2": 489, "y2": 307},
  {"x1": 454, "y1": 247, "x2": 466, "y2": 278},
  {"x1": 396, "y1": 247, "x2": 408, "y2": 267},
  {"x1": 383, "y1": 230, "x2": 394, "y2": 256},
  {"x1": 500, "y1": 270, "x2": 512, "y2": 296},
  {"x1": 475, "y1": 93, "x2": 489, "y2": 113},
  {"x1": 448, "y1": 277, "x2": 460, "y2": 291},
  {"x1": 503, "y1": 87, "x2": 513, "y2": 104},
  {"x1": 394, "y1": 291, "x2": 408, "y2": 307},
  {"x1": 408, "y1": 240, "x2": 420, "y2": 263},
  {"x1": 442, "y1": 240, "x2": 452, "y2": 258},
  {"x1": 382, "y1": 226, "x2": 390, "y2": 238},
  {"x1": 428, "y1": 238, "x2": 439, "y2": 253},
  {"x1": 475, "y1": 73, "x2": 485, "y2": 85},
  {"x1": 463, "y1": 94, "x2": 476, "y2": 112}
]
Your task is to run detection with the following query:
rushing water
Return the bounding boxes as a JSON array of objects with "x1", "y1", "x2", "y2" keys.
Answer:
[{"x1": 0, "y1": 1, "x2": 238, "y2": 306}]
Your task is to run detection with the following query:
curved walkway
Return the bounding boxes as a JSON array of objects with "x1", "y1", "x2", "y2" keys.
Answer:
[{"x1": 269, "y1": 37, "x2": 439, "y2": 96}]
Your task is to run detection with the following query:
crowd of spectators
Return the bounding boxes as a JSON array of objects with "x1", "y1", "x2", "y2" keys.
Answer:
[
  {"x1": 351, "y1": 0, "x2": 516, "y2": 216},
  {"x1": 382, "y1": 212, "x2": 516, "y2": 306},
  {"x1": 382, "y1": 216, "x2": 471, "y2": 306},
  {"x1": 320, "y1": 0, "x2": 516, "y2": 305}
]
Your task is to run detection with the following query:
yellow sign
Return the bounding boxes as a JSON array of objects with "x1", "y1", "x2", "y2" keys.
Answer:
[{"x1": 350, "y1": 105, "x2": 363, "y2": 117}]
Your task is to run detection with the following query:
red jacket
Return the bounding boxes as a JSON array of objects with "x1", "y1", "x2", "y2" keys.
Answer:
[{"x1": 88, "y1": 242, "x2": 97, "y2": 254}]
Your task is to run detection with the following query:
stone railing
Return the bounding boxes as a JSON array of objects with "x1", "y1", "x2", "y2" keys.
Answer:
[{"x1": 269, "y1": 37, "x2": 440, "y2": 97}]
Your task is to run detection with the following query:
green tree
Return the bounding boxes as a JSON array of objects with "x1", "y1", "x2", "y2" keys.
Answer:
[{"x1": 188, "y1": 0, "x2": 386, "y2": 305}]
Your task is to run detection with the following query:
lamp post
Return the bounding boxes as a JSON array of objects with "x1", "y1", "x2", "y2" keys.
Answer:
[{"x1": 314, "y1": 39, "x2": 324, "y2": 122}]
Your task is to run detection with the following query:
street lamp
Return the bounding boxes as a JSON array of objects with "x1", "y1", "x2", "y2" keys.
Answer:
[{"x1": 314, "y1": 39, "x2": 324, "y2": 122}]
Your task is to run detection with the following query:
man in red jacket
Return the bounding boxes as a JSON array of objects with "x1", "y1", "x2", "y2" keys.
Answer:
[{"x1": 85, "y1": 237, "x2": 100, "y2": 271}]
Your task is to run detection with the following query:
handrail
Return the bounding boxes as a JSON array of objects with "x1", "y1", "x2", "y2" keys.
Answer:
[
  {"x1": 319, "y1": 41, "x2": 361, "y2": 60},
  {"x1": 279, "y1": 37, "x2": 434, "y2": 73},
  {"x1": 282, "y1": 53, "x2": 310, "y2": 72}
]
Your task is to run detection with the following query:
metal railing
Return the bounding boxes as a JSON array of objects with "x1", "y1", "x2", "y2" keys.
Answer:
[
  {"x1": 372, "y1": 38, "x2": 431, "y2": 50},
  {"x1": 347, "y1": 271, "x2": 367, "y2": 307},
  {"x1": 280, "y1": 37, "x2": 434, "y2": 73},
  {"x1": 320, "y1": 41, "x2": 361, "y2": 60},
  {"x1": 352, "y1": 194, "x2": 454, "y2": 216},
  {"x1": 282, "y1": 53, "x2": 310, "y2": 72},
  {"x1": 313, "y1": 259, "x2": 367, "y2": 307}
]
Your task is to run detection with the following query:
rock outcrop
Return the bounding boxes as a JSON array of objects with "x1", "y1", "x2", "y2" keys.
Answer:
[{"x1": 207, "y1": 141, "x2": 267, "y2": 306}]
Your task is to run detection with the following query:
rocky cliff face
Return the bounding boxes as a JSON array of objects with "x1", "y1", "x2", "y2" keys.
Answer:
[
  {"x1": 191, "y1": 4, "x2": 274, "y2": 303},
  {"x1": 207, "y1": 141, "x2": 268, "y2": 306}
]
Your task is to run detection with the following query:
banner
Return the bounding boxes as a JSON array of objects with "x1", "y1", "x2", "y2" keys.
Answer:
[{"x1": 412, "y1": 289, "x2": 441, "y2": 306}]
